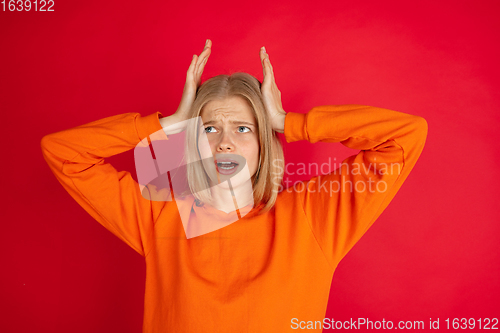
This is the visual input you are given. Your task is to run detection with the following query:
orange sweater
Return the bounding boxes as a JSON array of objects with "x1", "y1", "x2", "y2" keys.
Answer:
[{"x1": 41, "y1": 105, "x2": 428, "y2": 332}]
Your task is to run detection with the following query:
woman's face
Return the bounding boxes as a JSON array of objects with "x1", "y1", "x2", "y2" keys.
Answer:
[{"x1": 198, "y1": 96, "x2": 260, "y2": 188}]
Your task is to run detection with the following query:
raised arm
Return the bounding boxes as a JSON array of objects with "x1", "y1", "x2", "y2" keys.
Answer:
[
  {"x1": 40, "y1": 39, "x2": 213, "y2": 256},
  {"x1": 285, "y1": 105, "x2": 428, "y2": 267},
  {"x1": 40, "y1": 111, "x2": 166, "y2": 257},
  {"x1": 259, "y1": 46, "x2": 428, "y2": 267}
]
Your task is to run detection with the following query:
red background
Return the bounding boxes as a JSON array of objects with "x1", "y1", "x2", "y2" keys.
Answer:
[{"x1": 1, "y1": 0, "x2": 499, "y2": 332}]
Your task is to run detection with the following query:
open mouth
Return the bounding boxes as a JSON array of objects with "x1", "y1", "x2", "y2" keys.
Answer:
[
  {"x1": 216, "y1": 161, "x2": 239, "y2": 170},
  {"x1": 210, "y1": 154, "x2": 246, "y2": 179},
  {"x1": 214, "y1": 158, "x2": 240, "y2": 175}
]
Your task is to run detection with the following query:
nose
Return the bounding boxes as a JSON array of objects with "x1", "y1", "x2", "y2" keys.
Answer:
[{"x1": 216, "y1": 132, "x2": 234, "y2": 152}]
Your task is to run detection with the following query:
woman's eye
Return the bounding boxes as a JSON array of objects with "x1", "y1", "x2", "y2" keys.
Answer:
[
  {"x1": 204, "y1": 126, "x2": 216, "y2": 133},
  {"x1": 238, "y1": 126, "x2": 250, "y2": 133}
]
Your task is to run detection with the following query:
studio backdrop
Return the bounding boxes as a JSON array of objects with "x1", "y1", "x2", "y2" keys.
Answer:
[{"x1": 1, "y1": 0, "x2": 498, "y2": 332}]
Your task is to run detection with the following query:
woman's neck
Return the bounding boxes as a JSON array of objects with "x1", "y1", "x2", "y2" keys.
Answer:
[{"x1": 209, "y1": 179, "x2": 254, "y2": 213}]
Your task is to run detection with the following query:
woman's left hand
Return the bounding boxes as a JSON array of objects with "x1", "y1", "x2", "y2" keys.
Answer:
[{"x1": 260, "y1": 47, "x2": 287, "y2": 133}]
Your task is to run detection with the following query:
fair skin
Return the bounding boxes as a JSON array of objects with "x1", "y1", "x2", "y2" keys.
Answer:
[
  {"x1": 199, "y1": 96, "x2": 260, "y2": 210},
  {"x1": 157, "y1": 39, "x2": 286, "y2": 210},
  {"x1": 160, "y1": 39, "x2": 286, "y2": 133}
]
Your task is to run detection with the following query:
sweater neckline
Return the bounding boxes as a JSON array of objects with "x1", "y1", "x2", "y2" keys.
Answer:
[{"x1": 192, "y1": 199, "x2": 263, "y2": 222}]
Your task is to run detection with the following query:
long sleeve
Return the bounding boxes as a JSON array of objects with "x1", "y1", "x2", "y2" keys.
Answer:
[
  {"x1": 284, "y1": 104, "x2": 428, "y2": 267},
  {"x1": 40, "y1": 112, "x2": 167, "y2": 257}
]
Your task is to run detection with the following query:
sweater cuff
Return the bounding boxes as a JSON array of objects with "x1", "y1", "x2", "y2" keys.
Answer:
[
  {"x1": 136, "y1": 111, "x2": 165, "y2": 141},
  {"x1": 284, "y1": 112, "x2": 308, "y2": 143}
]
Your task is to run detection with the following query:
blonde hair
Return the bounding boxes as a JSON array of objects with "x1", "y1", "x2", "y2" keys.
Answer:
[{"x1": 184, "y1": 72, "x2": 284, "y2": 213}]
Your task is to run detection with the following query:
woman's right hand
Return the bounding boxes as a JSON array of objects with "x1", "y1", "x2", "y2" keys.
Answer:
[
  {"x1": 174, "y1": 39, "x2": 212, "y2": 121},
  {"x1": 159, "y1": 39, "x2": 212, "y2": 134}
]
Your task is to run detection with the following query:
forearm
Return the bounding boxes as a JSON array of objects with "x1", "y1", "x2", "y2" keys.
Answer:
[
  {"x1": 41, "y1": 112, "x2": 164, "y2": 177},
  {"x1": 159, "y1": 114, "x2": 189, "y2": 135},
  {"x1": 285, "y1": 105, "x2": 428, "y2": 167}
]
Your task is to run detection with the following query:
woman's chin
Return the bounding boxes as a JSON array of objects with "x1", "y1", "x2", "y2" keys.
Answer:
[{"x1": 210, "y1": 174, "x2": 252, "y2": 191}]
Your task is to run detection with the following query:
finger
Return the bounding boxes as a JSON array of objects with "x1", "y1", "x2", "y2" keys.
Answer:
[
  {"x1": 196, "y1": 45, "x2": 211, "y2": 67},
  {"x1": 196, "y1": 47, "x2": 211, "y2": 75},
  {"x1": 194, "y1": 54, "x2": 210, "y2": 82},
  {"x1": 266, "y1": 60, "x2": 276, "y2": 86},
  {"x1": 264, "y1": 51, "x2": 275, "y2": 82},
  {"x1": 260, "y1": 47, "x2": 267, "y2": 72},
  {"x1": 260, "y1": 46, "x2": 266, "y2": 64},
  {"x1": 195, "y1": 39, "x2": 212, "y2": 74},
  {"x1": 194, "y1": 58, "x2": 210, "y2": 86},
  {"x1": 202, "y1": 38, "x2": 212, "y2": 51},
  {"x1": 260, "y1": 47, "x2": 270, "y2": 83},
  {"x1": 261, "y1": 48, "x2": 274, "y2": 85},
  {"x1": 187, "y1": 54, "x2": 197, "y2": 78}
]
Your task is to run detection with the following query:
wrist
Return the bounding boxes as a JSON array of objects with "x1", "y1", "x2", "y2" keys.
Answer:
[
  {"x1": 160, "y1": 113, "x2": 188, "y2": 135},
  {"x1": 273, "y1": 112, "x2": 287, "y2": 133}
]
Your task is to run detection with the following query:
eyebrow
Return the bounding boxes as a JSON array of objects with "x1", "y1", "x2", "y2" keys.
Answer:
[{"x1": 203, "y1": 120, "x2": 256, "y2": 127}]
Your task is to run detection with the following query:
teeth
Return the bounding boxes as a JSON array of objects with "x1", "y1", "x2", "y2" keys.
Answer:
[{"x1": 216, "y1": 161, "x2": 238, "y2": 171}]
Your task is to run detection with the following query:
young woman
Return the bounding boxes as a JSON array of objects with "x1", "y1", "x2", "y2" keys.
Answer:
[{"x1": 41, "y1": 39, "x2": 428, "y2": 332}]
